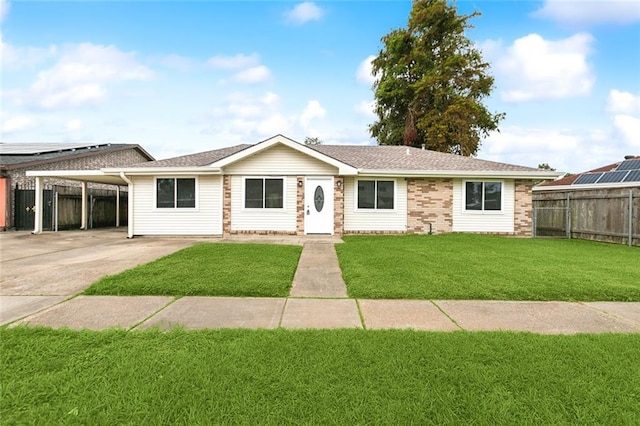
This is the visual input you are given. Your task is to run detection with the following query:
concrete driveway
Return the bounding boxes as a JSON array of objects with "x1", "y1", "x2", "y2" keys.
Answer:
[{"x1": 0, "y1": 229, "x2": 198, "y2": 297}]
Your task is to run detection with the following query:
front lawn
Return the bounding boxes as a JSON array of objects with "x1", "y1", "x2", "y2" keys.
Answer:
[
  {"x1": 83, "y1": 243, "x2": 302, "y2": 297},
  {"x1": 336, "y1": 234, "x2": 640, "y2": 301},
  {"x1": 2, "y1": 328, "x2": 639, "y2": 424}
]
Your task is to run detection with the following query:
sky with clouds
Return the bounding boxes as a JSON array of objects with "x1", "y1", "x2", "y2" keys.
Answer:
[{"x1": 1, "y1": 0, "x2": 639, "y2": 173}]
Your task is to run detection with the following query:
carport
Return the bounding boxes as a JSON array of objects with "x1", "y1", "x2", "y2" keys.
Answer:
[{"x1": 26, "y1": 170, "x2": 131, "y2": 236}]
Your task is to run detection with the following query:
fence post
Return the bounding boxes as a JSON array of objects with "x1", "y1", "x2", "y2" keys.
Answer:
[
  {"x1": 565, "y1": 193, "x2": 571, "y2": 239},
  {"x1": 629, "y1": 190, "x2": 633, "y2": 247}
]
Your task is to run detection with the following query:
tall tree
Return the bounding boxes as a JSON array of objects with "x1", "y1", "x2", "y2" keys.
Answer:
[
  {"x1": 304, "y1": 136, "x2": 322, "y2": 145},
  {"x1": 370, "y1": 0, "x2": 504, "y2": 156}
]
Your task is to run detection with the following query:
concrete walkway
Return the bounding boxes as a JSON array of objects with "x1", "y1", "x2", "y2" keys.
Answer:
[
  {"x1": 1, "y1": 230, "x2": 639, "y2": 334},
  {"x1": 290, "y1": 243, "x2": 347, "y2": 297}
]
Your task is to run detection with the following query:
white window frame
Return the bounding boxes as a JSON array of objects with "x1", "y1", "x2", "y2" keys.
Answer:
[
  {"x1": 355, "y1": 179, "x2": 397, "y2": 212},
  {"x1": 462, "y1": 180, "x2": 503, "y2": 214},
  {"x1": 154, "y1": 177, "x2": 198, "y2": 210},
  {"x1": 242, "y1": 176, "x2": 287, "y2": 211}
]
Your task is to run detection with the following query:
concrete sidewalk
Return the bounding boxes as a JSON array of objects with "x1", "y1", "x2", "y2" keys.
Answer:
[
  {"x1": 3, "y1": 295, "x2": 639, "y2": 334},
  {"x1": 2, "y1": 232, "x2": 639, "y2": 334}
]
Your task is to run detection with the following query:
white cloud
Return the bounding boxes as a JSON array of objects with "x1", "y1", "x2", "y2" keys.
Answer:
[
  {"x1": 206, "y1": 53, "x2": 260, "y2": 70},
  {"x1": 300, "y1": 100, "x2": 326, "y2": 126},
  {"x1": 285, "y1": 2, "x2": 324, "y2": 25},
  {"x1": 23, "y1": 43, "x2": 153, "y2": 109},
  {"x1": 0, "y1": 35, "x2": 57, "y2": 71},
  {"x1": 1, "y1": 114, "x2": 36, "y2": 134},
  {"x1": 534, "y1": 0, "x2": 640, "y2": 26},
  {"x1": 66, "y1": 119, "x2": 83, "y2": 131},
  {"x1": 0, "y1": 0, "x2": 10, "y2": 23},
  {"x1": 356, "y1": 55, "x2": 377, "y2": 85},
  {"x1": 231, "y1": 65, "x2": 271, "y2": 84},
  {"x1": 613, "y1": 115, "x2": 640, "y2": 149},
  {"x1": 354, "y1": 100, "x2": 375, "y2": 118},
  {"x1": 494, "y1": 33, "x2": 595, "y2": 102},
  {"x1": 607, "y1": 90, "x2": 640, "y2": 115}
]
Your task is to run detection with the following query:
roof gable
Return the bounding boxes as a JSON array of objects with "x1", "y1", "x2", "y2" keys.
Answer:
[{"x1": 210, "y1": 134, "x2": 358, "y2": 175}]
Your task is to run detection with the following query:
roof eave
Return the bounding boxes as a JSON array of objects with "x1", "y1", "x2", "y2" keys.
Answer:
[
  {"x1": 102, "y1": 167, "x2": 222, "y2": 175},
  {"x1": 358, "y1": 169, "x2": 562, "y2": 179}
]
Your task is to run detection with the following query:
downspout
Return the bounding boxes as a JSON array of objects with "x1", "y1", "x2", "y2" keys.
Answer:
[{"x1": 120, "y1": 172, "x2": 134, "y2": 239}]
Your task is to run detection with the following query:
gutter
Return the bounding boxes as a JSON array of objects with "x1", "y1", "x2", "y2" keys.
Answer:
[
  {"x1": 120, "y1": 172, "x2": 135, "y2": 239},
  {"x1": 357, "y1": 169, "x2": 562, "y2": 180}
]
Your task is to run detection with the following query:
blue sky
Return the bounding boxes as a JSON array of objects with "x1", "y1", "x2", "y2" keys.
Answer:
[{"x1": 1, "y1": 0, "x2": 639, "y2": 173}]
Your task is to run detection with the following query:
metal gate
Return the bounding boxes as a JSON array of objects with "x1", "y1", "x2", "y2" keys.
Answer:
[
  {"x1": 532, "y1": 206, "x2": 570, "y2": 238},
  {"x1": 14, "y1": 187, "x2": 53, "y2": 231}
]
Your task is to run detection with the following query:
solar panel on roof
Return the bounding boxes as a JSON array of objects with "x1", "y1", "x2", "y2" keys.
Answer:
[
  {"x1": 573, "y1": 172, "x2": 603, "y2": 185},
  {"x1": 617, "y1": 159, "x2": 640, "y2": 171},
  {"x1": 623, "y1": 169, "x2": 640, "y2": 183},
  {"x1": 597, "y1": 171, "x2": 628, "y2": 183}
]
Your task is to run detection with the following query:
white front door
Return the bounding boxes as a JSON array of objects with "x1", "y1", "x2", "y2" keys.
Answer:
[{"x1": 305, "y1": 177, "x2": 334, "y2": 234}]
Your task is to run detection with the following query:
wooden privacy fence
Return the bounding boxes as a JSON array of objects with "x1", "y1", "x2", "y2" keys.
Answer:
[
  {"x1": 533, "y1": 187, "x2": 640, "y2": 246},
  {"x1": 14, "y1": 183, "x2": 127, "y2": 231}
]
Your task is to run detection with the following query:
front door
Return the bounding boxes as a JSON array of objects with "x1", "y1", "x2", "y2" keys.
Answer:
[{"x1": 305, "y1": 177, "x2": 334, "y2": 234}]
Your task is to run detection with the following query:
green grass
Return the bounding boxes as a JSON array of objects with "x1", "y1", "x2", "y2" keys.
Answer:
[
  {"x1": 1, "y1": 328, "x2": 638, "y2": 424},
  {"x1": 336, "y1": 234, "x2": 640, "y2": 301},
  {"x1": 83, "y1": 243, "x2": 302, "y2": 297}
]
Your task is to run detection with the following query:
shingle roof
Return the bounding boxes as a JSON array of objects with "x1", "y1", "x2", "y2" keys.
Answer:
[
  {"x1": 134, "y1": 142, "x2": 542, "y2": 173},
  {"x1": 131, "y1": 144, "x2": 251, "y2": 167},
  {"x1": 0, "y1": 143, "x2": 154, "y2": 169},
  {"x1": 310, "y1": 145, "x2": 540, "y2": 172}
]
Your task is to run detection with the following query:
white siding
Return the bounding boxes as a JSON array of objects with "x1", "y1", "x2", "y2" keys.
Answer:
[
  {"x1": 343, "y1": 177, "x2": 407, "y2": 232},
  {"x1": 452, "y1": 179, "x2": 515, "y2": 233},
  {"x1": 224, "y1": 144, "x2": 337, "y2": 175},
  {"x1": 131, "y1": 175, "x2": 222, "y2": 235},
  {"x1": 230, "y1": 176, "x2": 297, "y2": 232}
]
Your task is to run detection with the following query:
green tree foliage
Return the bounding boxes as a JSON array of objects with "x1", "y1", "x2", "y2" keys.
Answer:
[
  {"x1": 304, "y1": 136, "x2": 322, "y2": 145},
  {"x1": 537, "y1": 163, "x2": 556, "y2": 171},
  {"x1": 370, "y1": 0, "x2": 504, "y2": 155}
]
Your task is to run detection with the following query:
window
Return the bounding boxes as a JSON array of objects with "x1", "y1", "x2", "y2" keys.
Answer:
[
  {"x1": 156, "y1": 178, "x2": 196, "y2": 208},
  {"x1": 465, "y1": 181, "x2": 502, "y2": 211},
  {"x1": 357, "y1": 180, "x2": 394, "y2": 210},
  {"x1": 245, "y1": 178, "x2": 284, "y2": 209}
]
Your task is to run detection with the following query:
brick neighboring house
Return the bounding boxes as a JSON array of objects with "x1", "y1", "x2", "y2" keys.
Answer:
[
  {"x1": 0, "y1": 143, "x2": 154, "y2": 230},
  {"x1": 28, "y1": 135, "x2": 560, "y2": 238}
]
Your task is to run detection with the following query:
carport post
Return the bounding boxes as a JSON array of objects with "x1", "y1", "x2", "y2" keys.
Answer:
[
  {"x1": 32, "y1": 176, "x2": 44, "y2": 234},
  {"x1": 80, "y1": 181, "x2": 88, "y2": 230},
  {"x1": 116, "y1": 186, "x2": 120, "y2": 228}
]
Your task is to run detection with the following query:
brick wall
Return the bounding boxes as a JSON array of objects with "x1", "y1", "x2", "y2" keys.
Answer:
[
  {"x1": 296, "y1": 176, "x2": 304, "y2": 235},
  {"x1": 514, "y1": 179, "x2": 534, "y2": 236},
  {"x1": 334, "y1": 177, "x2": 344, "y2": 235},
  {"x1": 222, "y1": 175, "x2": 232, "y2": 234},
  {"x1": 406, "y1": 178, "x2": 453, "y2": 234}
]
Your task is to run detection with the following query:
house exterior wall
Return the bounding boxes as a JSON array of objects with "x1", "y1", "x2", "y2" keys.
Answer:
[
  {"x1": 406, "y1": 178, "x2": 453, "y2": 234},
  {"x1": 131, "y1": 175, "x2": 222, "y2": 235},
  {"x1": 222, "y1": 144, "x2": 337, "y2": 234},
  {"x1": 343, "y1": 177, "x2": 408, "y2": 233},
  {"x1": 229, "y1": 175, "x2": 297, "y2": 233},
  {"x1": 452, "y1": 179, "x2": 516, "y2": 233},
  {"x1": 514, "y1": 180, "x2": 534, "y2": 236}
]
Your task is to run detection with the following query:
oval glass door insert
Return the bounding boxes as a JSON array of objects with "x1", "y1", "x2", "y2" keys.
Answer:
[{"x1": 314, "y1": 186, "x2": 324, "y2": 212}]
